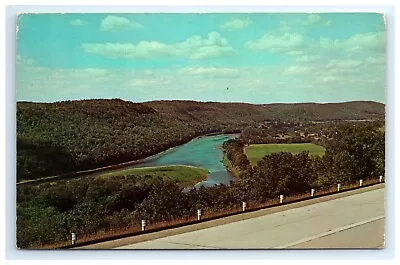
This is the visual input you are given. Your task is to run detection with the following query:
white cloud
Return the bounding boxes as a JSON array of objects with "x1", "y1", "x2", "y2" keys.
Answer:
[
  {"x1": 179, "y1": 67, "x2": 240, "y2": 78},
  {"x1": 278, "y1": 14, "x2": 331, "y2": 32},
  {"x1": 82, "y1": 31, "x2": 236, "y2": 60},
  {"x1": 246, "y1": 33, "x2": 304, "y2": 53},
  {"x1": 69, "y1": 19, "x2": 88, "y2": 26},
  {"x1": 319, "y1": 32, "x2": 385, "y2": 53},
  {"x1": 307, "y1": 14, "x2": 321, "y2": 24},
  {"x1": 100, "y1": 15, "x2": 143, "y2": 31},
  {"x1": 346, "y1": 32, "x2": 386, "y2": 52},
  {"x1": 188, "y1": 46, "x2": 236, "y2": 60},
  {"x1": 79, "y1": 68, "x2": 108, "y2": 76},
  {"x1": 283, "y1": 66, "x2": 313, "y2": 75},
  {"x1": 316, "y1": 75, "x2": 337, "y2": 83},
  {"x1": 286, "y1": 50, "x2": 304, "y2": 56},
  {"x1": 16, "y1": 62, "x2": 385, "y2": 103},
  {"x1": 327, "y1": 59, "x2": 362, "y2": 69},
  {"x1": 296, "y1": 55, "x2": 320, "y2": 62},
  {"x1": 220, "y1": 19, "x2": 253, "y2": 30},
  {"x1": 366, "y1": 56, "x2": 385, "y2": 65}
]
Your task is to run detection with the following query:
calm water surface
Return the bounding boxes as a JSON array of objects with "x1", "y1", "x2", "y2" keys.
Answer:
[{"x1": 132, "y1": 134, "x2": 237, "y2": 188}]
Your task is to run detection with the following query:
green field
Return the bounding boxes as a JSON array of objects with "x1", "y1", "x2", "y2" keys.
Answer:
[
  {"x1": 245, "y1": 143, "x2": 326, "y2": 165},
  {"x1": 97, "y1": 165, "x2": 209, "y2": 187}
]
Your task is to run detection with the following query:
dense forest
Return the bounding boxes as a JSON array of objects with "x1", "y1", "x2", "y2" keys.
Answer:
[
  {"x1": 17, "y1": 99, "x2": 384, "y2": 181},
  {"x1": 16, "y1": 121, "x2": 385, "y2": 248}
]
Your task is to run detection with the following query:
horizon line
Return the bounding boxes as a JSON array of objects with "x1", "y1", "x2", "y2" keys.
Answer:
[{"x1": 16, "y1": 98, "x2": 385, "y2": 105}]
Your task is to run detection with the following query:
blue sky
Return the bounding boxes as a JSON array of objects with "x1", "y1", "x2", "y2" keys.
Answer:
[{"x1": 16, "y1": 13, "x2": 385, "y2": 104}]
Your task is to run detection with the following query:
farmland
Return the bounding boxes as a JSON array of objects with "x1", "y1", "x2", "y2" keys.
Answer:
[{"x1": 245, "y1": 143, "x2": 326, "y2": 165}]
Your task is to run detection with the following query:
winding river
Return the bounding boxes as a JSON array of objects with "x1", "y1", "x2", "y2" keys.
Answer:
[{"x1": 131, "y1": 134, "x2": 237, "y2": 189}]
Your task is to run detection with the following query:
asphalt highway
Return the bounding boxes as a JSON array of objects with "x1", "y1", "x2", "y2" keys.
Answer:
[{"x1": 113, "y1": 187, "x2": 384, "y2": 249}]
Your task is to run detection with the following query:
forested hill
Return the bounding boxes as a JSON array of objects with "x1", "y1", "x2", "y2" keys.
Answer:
[
  {"x1": 146, "y1": 100, "x2": 385, "y2": 123},
  {"x1": 261, "y1": 101, "x2": 384, "y2": 122},
  {"x1": 16, "y1": 99, "x2": 384, "y2": 181}
]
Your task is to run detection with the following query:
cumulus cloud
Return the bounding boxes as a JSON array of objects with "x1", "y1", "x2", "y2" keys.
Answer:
[
  {"x1": 302, "y1": 14, "x2": 332, "y2": 26},
  {"x1": 16, "y1": 61, "x2": 385, "y2": 103},
  {"x1": 286, "y1": 50, "x2": 304, "y2": 56},
  {"x1": 319, "y1": 32, "x2": 385, "y2": 53},
  {"x1": 366, "y1": 56, "x2": 385, "y2": 64},
  {"x1": 316, "y1": 75, "x2": 337, "y2": 83},
  {"x1": 296, "y1": 55, "x2": 320, "y2": 62},
  {"x1": 346, "y1": 32, "x2": 386, "y2": 52},
  {"x1": 100, "y1": 15, "x2": 143, "y2": 31},
  {"x1": 326, "y1": 59, "x2": 362, "y2": 69},
  {"x1": 179, "y1": 67, "x2": 240, "y2": 78},
  {"x1": 69, "y1": 19, "x2": 88, "y2": 26},
  {"x1": 307, "y1": 14, "x2": 321, "y2": 24},
  {"x1": 283, "y1": 66, "x2": 313, "y2": 75},
  {"x1": 278, "y1": 14, "x2": 331, "y2": 33},
  {"x1": 81, "y1": 31, "x2": 236, "y2": 60},
  {"x1": 79, "y1": 68, "x2": 108, "y2": 76},
  {"x1": 246, "y1": 33, "x2": 304, "y2": 53},
  {"x1": 220, "y1": 19, "x2": 253, "y2": 30}
]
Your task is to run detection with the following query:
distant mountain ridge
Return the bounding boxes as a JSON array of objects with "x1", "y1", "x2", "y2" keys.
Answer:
[
  {"x1": 16, "y1": 99, "x2": 385, "y2": 181},
  {"x1": 143, "y1": 99, "x2": 384, "y2": 122},
  {"x1": 258, "y1": 101, "x2": 384, "y2": 122}
]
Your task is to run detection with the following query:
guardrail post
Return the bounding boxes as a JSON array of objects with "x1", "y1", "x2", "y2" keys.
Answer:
[
  {"x1": 71, "y1": 233, "x2": 76, "y2": 245},
  {"x1": 337, "y1": 183, "x2": 341, "y2": 192},
  {"x1": 280, "y1": 195, "x2": 284, "y2": 204},
  {"x1": 141, "y1": 220, "x2": 147, "y2": 231},
  {"x1": 311, "y1": 189, "x2": 315, "y2": 197},
  {"x1": 379, "y1": 176, "x2": 383, "y2": 182},
  {"x1": 359, "y1": 179, "x2": 363, "y2": 187},
  {"x1": 197, "y1": 209, "x2": 202, "y2": 220},
  {"x1": 242, "y1": 202, "x2": 247, "y2": 211}
]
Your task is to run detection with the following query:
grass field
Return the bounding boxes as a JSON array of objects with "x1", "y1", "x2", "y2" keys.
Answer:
[
  {"x1": 97, "y1": 165, "x2": 209, "y2": 188},
  {"x1": 245, "y1": 143, "x2": 326, "y2": 165}
]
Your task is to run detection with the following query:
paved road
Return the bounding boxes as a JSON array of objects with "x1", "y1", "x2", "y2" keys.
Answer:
[{"x1": 116, "y1": 187, "x2": 384, "y2": 249}]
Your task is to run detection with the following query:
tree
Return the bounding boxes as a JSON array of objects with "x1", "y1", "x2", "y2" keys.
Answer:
[{"x1": 323, "y1": 124, "x2": 384, "y2": 183}]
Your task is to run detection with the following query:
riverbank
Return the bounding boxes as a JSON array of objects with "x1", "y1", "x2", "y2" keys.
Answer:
[
  {"x1": 17, "y1": 132, "x2": 239, "y2": 186},
  {"x1": 222, "y1": 154, "x2": 241, "y2": 179},
  {"x1": 97, "y1": 165, "x2": 209, "y2": 188}
]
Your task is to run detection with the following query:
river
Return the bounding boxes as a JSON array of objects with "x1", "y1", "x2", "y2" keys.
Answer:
[{"x1": 130, "y1": 134, "x2": 237, "y2": 189}]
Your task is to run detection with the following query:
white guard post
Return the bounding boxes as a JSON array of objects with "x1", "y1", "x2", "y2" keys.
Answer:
[
  {"x1": 197, "y1": 209, "x2": 202, "y2": 220},
  {"x1": 71, "y1": 233, "x2": 76, "y2": 245},
  {"x1": 141, "y1": 220, "x2": 147, "y2": 231},
  {"x1": 279, "y1": 195, "x2": 284, "y2": 204}
]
